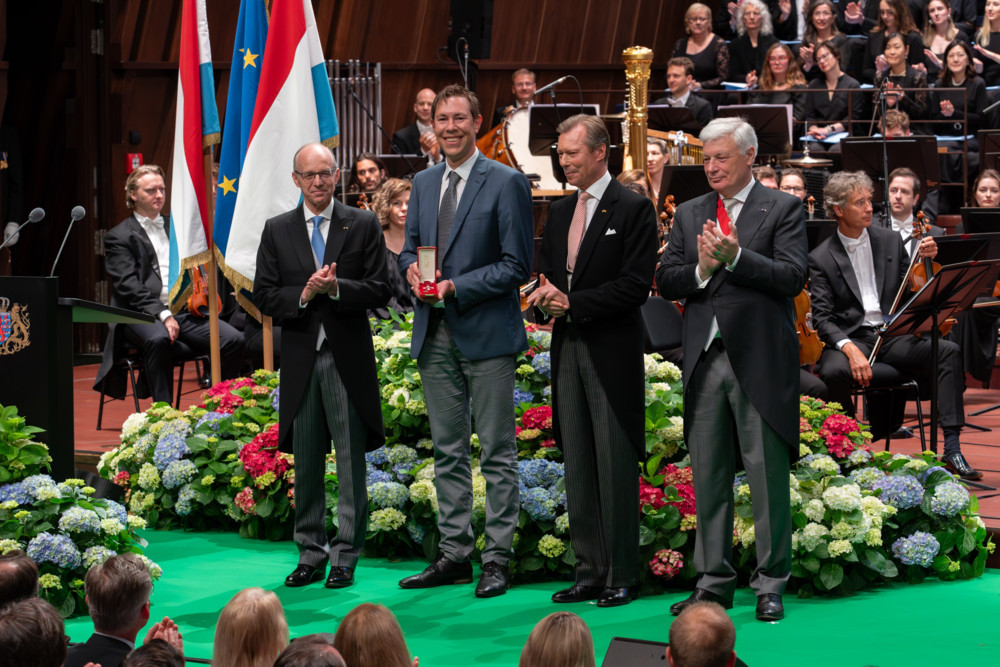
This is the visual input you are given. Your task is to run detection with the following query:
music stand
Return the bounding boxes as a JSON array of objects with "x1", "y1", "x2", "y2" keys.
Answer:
[
  {"x1": 527, "y1": 104, "x2": 599, "y2": 156},
  {"x1": 960, "y1": 207, "x2": 1000, "y2": 234},
  {"x1": 717, "y1": 104, "x2": 793, "y2": 156},
  {"x1": 647, "y1": 105, "x2": 704, "y2": 133},
  {"x1": 657, "y1": 165, "x2": 713, "y2": 211},
  {"x1": 935, "y1": 232, "x2": 1000, "y2": 269},
  {"x1": 880, "y1": 261, "x2": 1000, "y2": 478},
  {"x1": 378, "y1": 153, "x2": 428, "y2": 179},
  {"x1": 841, "y1": 136, "x2": 939, "y2": 201}
]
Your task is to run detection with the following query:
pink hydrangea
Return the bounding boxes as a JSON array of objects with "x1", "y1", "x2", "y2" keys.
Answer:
[
  {"x1": 234, "y1": 487, "x2": 257, "y2": 514},
  {"x1": 649, "y1": 549, "x2": 684, "y2": 579}
]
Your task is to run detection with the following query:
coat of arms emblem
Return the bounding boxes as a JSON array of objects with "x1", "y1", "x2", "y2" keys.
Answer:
[{"x1": 0, "y1": 297, "x2": 30, "y2": 355}]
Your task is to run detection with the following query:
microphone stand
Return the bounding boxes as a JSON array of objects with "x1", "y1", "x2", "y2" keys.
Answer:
[{"x1": 343, "y1": 82, "x2": 420, "y2": 201}]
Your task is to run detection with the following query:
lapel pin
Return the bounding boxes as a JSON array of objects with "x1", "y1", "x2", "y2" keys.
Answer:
[{"x1": 601, "y1": 209, "x2": 607, "y2": 213}]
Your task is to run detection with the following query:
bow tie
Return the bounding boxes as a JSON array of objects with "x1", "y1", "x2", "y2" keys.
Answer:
[
  {"x1": 842, "y1": 232, "x2": 869, "y2": 254},
  {"x1": 891, "y1": 217, "x2": 911, "y2": 234},
  {"x1": 140, "y1": 216, "x2": 164, "y2": 230}
]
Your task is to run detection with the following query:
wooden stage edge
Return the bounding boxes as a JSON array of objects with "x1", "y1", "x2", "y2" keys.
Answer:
[{"x1": 69, "y1": 364, "x2": 1000, "y2": 567}]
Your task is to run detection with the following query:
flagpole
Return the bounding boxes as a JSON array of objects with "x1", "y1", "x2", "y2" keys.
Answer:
[{"x1": 203, "y1": 149, "x2": 222, "y2": 385}]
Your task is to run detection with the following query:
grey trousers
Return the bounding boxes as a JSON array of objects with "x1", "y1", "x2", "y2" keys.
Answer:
[
  {"x1": 556, "y1": 328, "x2": 640, "y2": 587},
  {"x1": 686, "y1": 341, "x2": 791, "y2": 600},
  {"x1": 417, "y1": 315, "x2": 519, "y2": 565},
  {"x1": 292, "y1": 343, "x2": 369, "y2": 569}
]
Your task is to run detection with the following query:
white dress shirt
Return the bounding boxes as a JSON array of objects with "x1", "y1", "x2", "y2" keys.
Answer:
[
  {"x1": 566, "y1": 170, "x2": 612, "y2": 291},
  {"x1": 137, "y1": 214, "x2": 171, "y2": 321},
  {"x1": 835, "y1": 228, "x2": 884, "y2": 350}
]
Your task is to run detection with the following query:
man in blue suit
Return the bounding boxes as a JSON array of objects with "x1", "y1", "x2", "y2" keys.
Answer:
[{"x1": 398, "y1": 85, "x2": 533, "y2": 598}]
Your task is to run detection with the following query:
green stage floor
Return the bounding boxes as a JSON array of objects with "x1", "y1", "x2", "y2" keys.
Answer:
[{"x1": 65, "y1": 530, "x2": 1000, "y2": 666}]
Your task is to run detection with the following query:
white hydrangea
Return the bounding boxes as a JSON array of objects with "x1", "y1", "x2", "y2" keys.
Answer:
[
  {"x1": 121, "y1": 412, "x2": 149, "y2": 440},
  {"x1": 798, "y1": 522, "x2": 829, "y2": 552},
  {"x1": 804, "y1": 499, "x2": 826, "y2": 523},
  {"x1": 822, "y1": 484, "x2": 862, "y2": 512}
]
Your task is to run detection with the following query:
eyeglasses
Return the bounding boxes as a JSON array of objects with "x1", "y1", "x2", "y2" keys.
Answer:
[
  {"x1": 781, "y1": 185, "x2": 806, "y2": 193},
  {"x1": 769, "y1": 55, "x2": 789, "y2": 63},
  {"x1": 817, "y1": 52, "x2": 835, "y2": 63},
  {"x1": 295, "y1": 170, "x2": 336, "y2": 183}
]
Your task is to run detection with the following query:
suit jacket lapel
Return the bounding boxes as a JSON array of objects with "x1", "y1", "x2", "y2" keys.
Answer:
[
  {"x1": 289, "y1": 204, "x2": 317, "y2": 273},
  {"x1": 830, "y1": 236, "x2": 864, "y2": 307},
  {"x1": 442, "y1": 154, "x2": 487, "y2": 262},
  {"x1": 128, "y1": 215, "x2": 162, "y2": 290},
  {"x1": 325, "y1": 201, "x2": 351, "y2": 265},
  {"x1": 732, "y1": 182, "x2": 773, "y2": 248},
  {"x1": 571, "y1": 179, "x2": 618, "y2": 283}
]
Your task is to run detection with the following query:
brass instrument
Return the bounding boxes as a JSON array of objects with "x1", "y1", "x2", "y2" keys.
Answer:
[{"x1": 622, "y1": 46, "x2": 653, "y2": 173}]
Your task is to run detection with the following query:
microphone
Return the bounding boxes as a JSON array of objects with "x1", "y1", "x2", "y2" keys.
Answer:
[
  {"x1": 0, "y1": 207, "x2": 45, "y2": 251},
  {"x1": 50, "y1": 206, "x2": 85, "y2": 277},
  {"x1": 533, "y1": 76, "x2": 571, "y2": 97}
]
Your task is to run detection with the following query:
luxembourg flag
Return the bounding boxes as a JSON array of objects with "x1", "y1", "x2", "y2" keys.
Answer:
[
  {"x1": 222, "y1": 0, "x2": 339, "y2": 291},
  {"x1": 167, "y1": 0, "x2": 220, "y2": 310}
]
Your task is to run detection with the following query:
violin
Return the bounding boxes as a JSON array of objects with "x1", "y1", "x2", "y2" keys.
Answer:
[
  {"x1": 658, "y1": 194, "x2": 676, "y2": 254},
  {"x1": 357, "y1": 191, "x2": 371, "y2": 211},
  {"x1": 186, "y1": 265, "x2": 221, "y2": 318},
  {"x1": 806, "y1": 195, "x2": 816, "y2": 221},
  {"x1": 909, "y1": 213, "x2": 955, "y2": 336},
  {"x1": 795, "y1": 288, "x2": 823, "y2": 366}
]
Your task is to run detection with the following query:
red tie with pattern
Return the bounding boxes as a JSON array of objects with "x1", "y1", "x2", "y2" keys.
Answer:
[{"x1": 716, "y1": 196, "x2": 732, "y2": 236}]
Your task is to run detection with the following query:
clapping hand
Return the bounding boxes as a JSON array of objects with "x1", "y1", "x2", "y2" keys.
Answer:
[
  {"x1": 301, "y1": 264, "x2": 338, "y2": 303},
  {"x1": 844, "y1": 1, "x2": 864, "y2": 24},
  {"x1": 745, "y1": 70, "x2": 758, "y2": 88},
  {"x1": 526, "y1": 274, "x2": 570, "y2": 317}
]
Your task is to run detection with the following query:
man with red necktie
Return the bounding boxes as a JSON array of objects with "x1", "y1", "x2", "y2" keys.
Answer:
[{"x1": 657, "y1": 116, "x2": 807, "y2": 621}]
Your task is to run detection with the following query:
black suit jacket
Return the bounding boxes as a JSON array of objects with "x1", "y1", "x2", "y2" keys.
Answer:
[
  {"x1": 538, "y1": 178, "x2": 658, "y2": 457},
  {"x1": 93, "y1": 214, "x2": 171, "y2": 397},
  {"x1": 391, "y1": 122, "x2": 421, "y2": 155},
  {"x1": 808, "y1": 225, "x2": 907, "y2": 346},
  {"x1": 66, "y1": 633, "x2": 132, "y2": 667},
  {"x1": 656, "y1": 182, "x2": 807, "y2": 450},
  {"x1": 253, "y1": 201, "x2": 391, "y2": 452}
]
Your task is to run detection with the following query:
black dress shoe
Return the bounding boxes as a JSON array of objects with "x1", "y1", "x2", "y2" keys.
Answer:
[
  {"x1": 398, "y1": 555, "x2": 473, "y2": 589},
  {"x1": 325, "y1": 566, "x2": 354, "y2": 589},
  {"x1": 756, "y1": 593, "x2": 784, "y2": 621},
  {"x1": 285, "y1": 564, "x2": 324, "y2": 587},
  {"x1": 942, "y1": 452, "x2": 983, "y2": 480},
  {"x1": 551, "y1": 583, "x2": 603, "y2": 603},
  {"x1": 475, "y1": 561, "x2": 511, "y2": 598},
  {"x1": 597, "y1": 586, "x2": 638, "y2": 607},
  {"x1": 669, "y1": 588, "x2": 732, "y2": 615}
]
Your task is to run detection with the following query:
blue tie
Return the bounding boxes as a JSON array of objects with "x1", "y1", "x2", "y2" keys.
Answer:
[{"x1": 310, "y1": 215, "x2": 325, "y2": 267}]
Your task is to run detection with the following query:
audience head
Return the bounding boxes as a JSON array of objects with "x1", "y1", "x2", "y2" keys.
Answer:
[
  {"x1": 617, "y1": 169, "x2": 654, "y2": 201},
  {"x1": 333, "y1": 602, "x2": 413, "y2": 667},
  {"x1": 413, "y1": 88, "x2": 435, "y2": 124},
  {"x1": 824, "y1": 170, "x2": 874, "y2": 233},
  {"x1": 122, "y1": 638, "x2": 185, "y2": 667},
  {"x1": 779, "y1": 168, "x2": 807, "y2": 200},
  {"x1": 275, "y1": 635, "x2": 347, "y2": 667},
  {"x1": 805, "y1": 0, "x2": 840, "y2": 41},
  {"x1": 352, "y1": 152, "x2": 388, "y2": 194},
  {"x1": 924, "y1": 0, "x2": 957, "y2": 41},
  {"x1": 884, "y1": 109, "x2": 911, "y2": 137},
  {"x1": 972, "y1": 169, "x2": 1000, "y2": 207},
  {"x1": 877, "y1": 0, "x2": 918, "y2": 34},
  {"x1": 700, "y1": 117, "x2": 757, "y2": 198},
  {"x1": 941, "y1": 39, "x2": 975, "y2": 85},
  {"x1": 982, "y1": 0, "x2": 1000, "y2": 45},
  {"x1": 666, "y1": 602, "x2": 736, "y2": 667},
  {"x1": 85, "y1": 552, "x2": 153, "y2": 639},
  {"x1": 760, "y1": 42, "x2": 805, "y2": 88},
  {"x1": 882, "y1": 32, "x2": 909, "y2": 70},
  {"x1": 556, "y1": 115, "x2": 611, "y2": 191},
  {"x1": 0, "y1": 549, "x2": 38, "y2": 605},
  {"x1": 684, "y1": 3, "x2": 712, "y2": 36},
  {"x1": 124, "y1": 164, "x2": 166, "y2": 216},
  {"x1": 736, "y1": 0, "x2": 772, "y2": 37},
  {"x1": 213, "y1": 588, "x2": 289, "y2": 667},
  {"x1": 518, "y1": 611, "x2": 595, "y2": 667},
  {"x1": 647, "y1": 137, "x2": 668, "y2": 175},
  {"x1": 753, "y1": 165, "x2": 778, "y2": 190},
  {"x1": 888, "y1": 167, "x2": 921, "y2": 219},
  {"x1": 512, "y1": 68, "x2": 537, "y2": 105},
  {"x1": 372, "y1": 178, "x2": 412, "y2": 230},
  {"x1": 0, "y1": 597, "x2": 67, "y2": 667}
]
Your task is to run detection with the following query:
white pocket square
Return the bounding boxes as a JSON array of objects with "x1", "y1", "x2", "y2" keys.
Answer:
[{"x1": 604, "y1": 228, "x2": 617, "y2": 236}]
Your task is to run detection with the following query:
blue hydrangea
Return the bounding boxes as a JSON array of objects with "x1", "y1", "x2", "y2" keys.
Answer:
[
  {"x1": 162, "y1": 459, "x2": 198, "y2": 489},
  {"x1": 387, "y1": 445, "x2": 418, "y2": 465},
  {"x1": 848, "y1": 467, "x2": 886, "y2": 491},
  {"x1": 102, "y1": 499, "x2": 128, "y2": 525},
  {"x1": 528, "y1": 329, "x2": 552, "y2": 349},
  {"x1": 531, "y1": 351, "x2": 552, "y2": 378},
  {"x1": 369, "y1": 481, "x2": 410, "y2": 509},
  {"x1": 522, "y1": 487, "x2": 559, "y2": 522},
  {"x1": 58, "y1": 506, "x2": 100, "y2": 533},
  {"x1": 407, "y1": 521, "x2": 426, "y2": 545},
  {"x1": 195, "y1": 411, "x2": 228, "y2": 431},
  {"x1": 27, "y1": 532, "x2": 82, "y2": 570},
  {"x1": 270, "y1": 386, "x2": 280, "y2": 412},
  {"x1": 152, "y1": 432, "x2": 191, "y2": 471},
  {"x1": 873, "y1": 475, "x2": 924, "y2": 509},
  {"x1": 134, "y1": 432, "x2": 156, "y2": 460},
  {"x1": 366, "y1": 447, "x2": 389, "y2": 465},
  {"x1": 929, "y1": 481, "x2": 969, "y2": 517},
  {"x1": 519, "y1": 459, "x2": 565, "y2": 489},
  {"x1": 892, "y1": 531, "x2": 940, "y2": 567},
  {"x1": 0, "y1": 481, "x2": 31, "y2": 505},
  {"x1": 366, "y1": 468, "x2": 392, "y2": 486},
  {"x1": 514, "y1": 388, "x2": 535, "y2": 405},
  {"x1": 392, "y1": 463, "x2": 415, "y2": 484},
  {"x1": 175, "y1": 483, "x2": 198, "y2": 516},
  {"x1": 542, "y1": 386, "x2": 552, "y2": 398}
]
